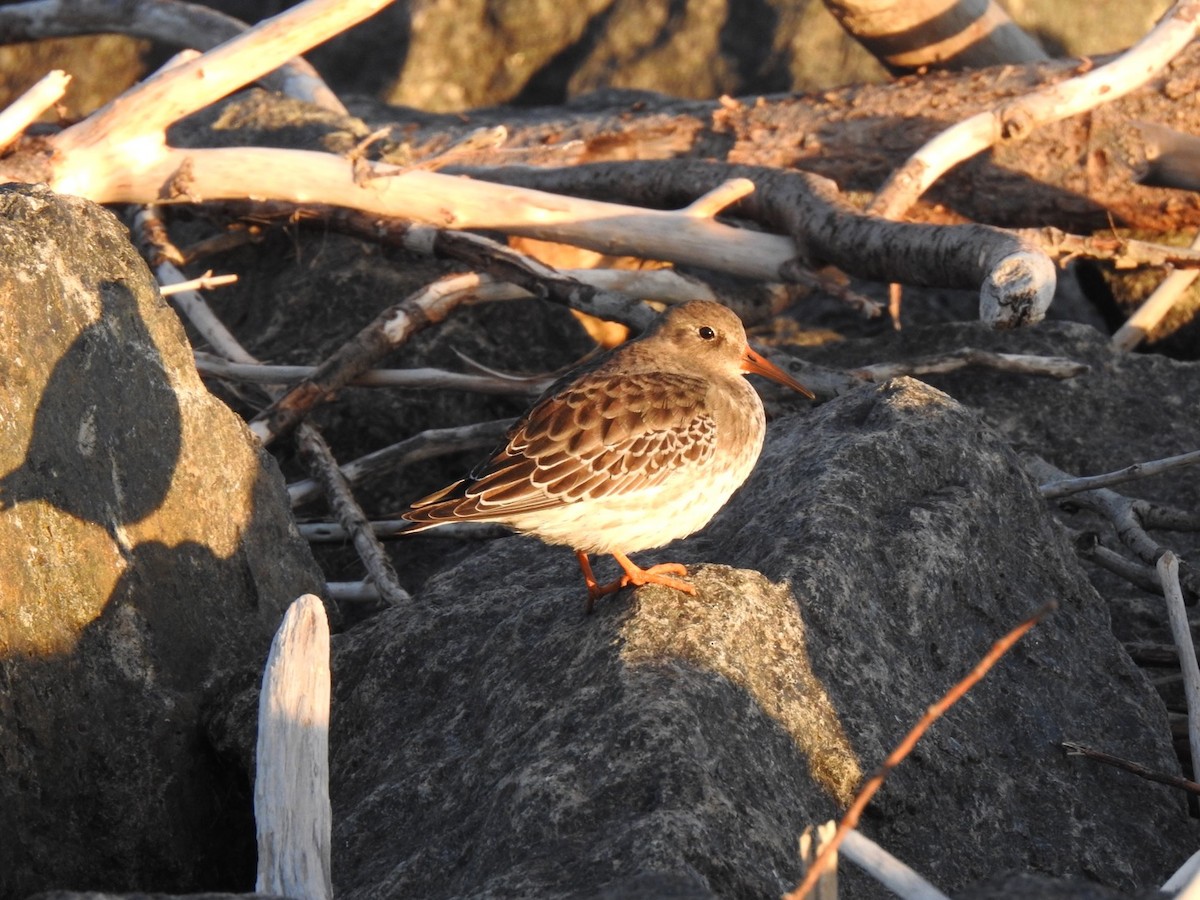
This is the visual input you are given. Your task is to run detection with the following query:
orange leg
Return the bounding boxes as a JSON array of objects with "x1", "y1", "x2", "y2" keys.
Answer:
[{"x1": 574, "y1": 549, "x2": 694, "y2": 614}]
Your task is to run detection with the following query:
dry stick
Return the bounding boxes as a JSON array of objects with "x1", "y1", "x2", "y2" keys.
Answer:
[
  {"x1": 400, "y1": 225, "x2": 657, "y2": 331},
  {"x1": 1039, "y1": 448, "x2": 1200, "y2": 499},
  {"x1": 1111, "y1": 229, "x2": 1200, "y2": 351},
  {"x1": 870, "y1": 0, "x2": 1200, "y2": 219},
  {"x1": 296, "y1": 425, "x2": 410, "y2": 606},
  {"x1": 1061, "y1": 741, "x2": 1200, "y2": 796},
  {"x1": 851, "y1": 349, "x2": 1088, "y2": 382},
  {"x1": 783, "y1": 601, "x2": 1055, "y2": 900},
  {"x1": 0, "y1": 68, "x2": 68, "y2": 150},
  {"x1": 825, "y1": 0, "x2": 1047, "y2": 73},
  {"x1": 130, "y1": 207, "x2": 258, "y2": 366},
  {"x1": 195, "y1": 354, "x2": 550, "y2": 394},
  {"x1": 287, "y1": 419, "x2": 515, "y2": 508},
  {"x1": 254, "y1": 593, "x2": 332, "y2": 900},
  {"x1": 1158, "y1": 552, "x2": 1200, "y2": 777},
  {"x1": 215, "y1": 198, "x2": 732, "y2": 305},
  {"x1": 798, "y1": 822, "x2": 838, "y2": 900}
]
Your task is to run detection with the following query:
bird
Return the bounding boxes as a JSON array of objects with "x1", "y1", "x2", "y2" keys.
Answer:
[{"x1": 398, "y1": 300, "x2": 815, "y2": 612}]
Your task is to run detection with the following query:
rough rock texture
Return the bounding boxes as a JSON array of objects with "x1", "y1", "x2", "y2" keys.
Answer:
[
  {"x1": 330, "y1": 378, "x2": 1190, "y2": 899},
  {"x1": 0, "y1": 185, "x2": 326, "y2": 899}
]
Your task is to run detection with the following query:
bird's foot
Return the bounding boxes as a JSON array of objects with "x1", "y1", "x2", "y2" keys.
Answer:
[{"x1": 576, "y1": 551, "x2": 695, "y2": 613}]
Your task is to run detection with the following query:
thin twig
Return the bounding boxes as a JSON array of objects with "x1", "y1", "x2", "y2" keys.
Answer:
[
  {"x1": 1026, "y1": 457, "x2": 1193, "y2": 588},
  {"x1": 1020, "y1": 226, "x2": 1200, "y2": 270},
  {"x1": 1062, "y1": 741, "x2": 1200, "y2": 796},
  {"x1": 249, "y1": 273, "x2": 495, "y2": 446},
  {"x1": 783, "y1": 602, "x2": 1055, "y2": 900},
  {"x1": 298, "y1": 519, "x2": 510, "y2": 542}
]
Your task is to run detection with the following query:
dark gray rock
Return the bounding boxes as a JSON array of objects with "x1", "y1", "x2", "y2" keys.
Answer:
[
  {"x1": 329, "y1": 378, "x2": 1190, "y2": 898},
  {"x1": 802, "y1": 319, "x2": 1200, "y2": 649},
  {"x1": 0, "y1": 185, "x2": 326, "y2": 899}
]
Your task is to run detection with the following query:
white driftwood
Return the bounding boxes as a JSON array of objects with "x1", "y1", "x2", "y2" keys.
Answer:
[
  {"x1": 1157, "y1": 552, "x2": 1200, "y2": 789},
  {"x1": 871, "y1": 0, "x2": 1200, "y2": 219},
  {"x1": 1164, "y1": 849, "x2": 1200, "y2": 892},
  {"x1": 1111, "y1": 229, "x2": 1200, "y2": 351},
  {"x1": 798, "y1": 821, "x2": 839, "y2": 900},
  {"x1": 0, "y1": 68, "x2": 68, "y2": 150},
  {"x1": 255, "y1": 593, "x2": 333, "y2": 900},
  {"x1": 840, "y1": 829, "x2": 951, "y2": 900}
]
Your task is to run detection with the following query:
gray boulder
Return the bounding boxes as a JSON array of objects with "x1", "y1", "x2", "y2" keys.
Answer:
[
  {"x1": 329, "y1": 377, "x2": 1188, "y2": 898},
  {"x1": 0, "y1": 184, "x2": 325, "y2": 898}
]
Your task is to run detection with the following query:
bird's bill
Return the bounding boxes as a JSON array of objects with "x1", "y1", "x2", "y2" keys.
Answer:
[{"x1": 740, "y1": 347, "x2": 816, "y2": 399}]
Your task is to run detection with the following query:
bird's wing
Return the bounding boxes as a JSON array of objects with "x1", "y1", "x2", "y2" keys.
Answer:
[{"x1": 402, "y1": 371, "x2": 715, "y2": 523}]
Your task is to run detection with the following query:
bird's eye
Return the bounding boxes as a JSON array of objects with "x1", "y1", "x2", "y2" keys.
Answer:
[{"x1": 698, "y1": 325, "x2": 716, "y2": 341}]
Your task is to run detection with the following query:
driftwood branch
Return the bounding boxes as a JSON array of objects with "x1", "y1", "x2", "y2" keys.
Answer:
[
  {"x1": 870, "y1": 0, "x2": 1200, "y2": 219},
  {"x1": 0, "y1": 68, "x2": 68, "y2": 150},
  {"x1": 839, "y1": 828, "x2": 951, "y2": 900},
  {"x1": 249, "y1": 273, "x2": 488, "y2": 446},
  {"x1": 1111, "y1": 229, "x2": 1200, "y2": 351},
  {"x1": 851, "y1": 350, "x2": 1087, "y2": 382},
  {"x1": 255, "y1": 593, "x2": 333, "y2": 900},
  {"x1": 0, "y1": 0, "x2": 1056, "y2": 330}
]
